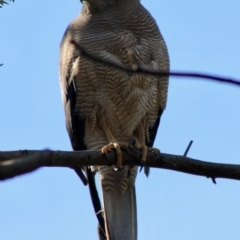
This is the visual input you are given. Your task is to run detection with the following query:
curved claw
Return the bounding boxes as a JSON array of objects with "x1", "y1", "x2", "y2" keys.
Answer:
[
  {"x1": 139, "y1": 162, "x2": 144, "y2": 173},
  {"x1": 139, "y1": 145, "x2": 148, "y2": 173}
]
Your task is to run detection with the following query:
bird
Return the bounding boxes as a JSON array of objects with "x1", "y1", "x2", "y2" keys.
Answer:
[{"x1": 59, "y1": 0, "x2": 169, "y2": 239}]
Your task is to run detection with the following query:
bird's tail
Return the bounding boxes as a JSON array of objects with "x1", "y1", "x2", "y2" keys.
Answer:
[{"x1": 99, "y1": 166, "x2": 138, "y2": 240}]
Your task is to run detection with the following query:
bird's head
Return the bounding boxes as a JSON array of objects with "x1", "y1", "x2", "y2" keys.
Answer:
[
  {"x1": 80, "y1": 0, "x2": 138, "y2": 14},
  {"x1": 80, "y1": 0, "x2": 114, "y2": 13}
]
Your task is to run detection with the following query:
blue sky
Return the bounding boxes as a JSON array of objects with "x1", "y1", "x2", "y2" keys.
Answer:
[{"x1": 1, "y1": 1, "x2": 240, "y2": 239}]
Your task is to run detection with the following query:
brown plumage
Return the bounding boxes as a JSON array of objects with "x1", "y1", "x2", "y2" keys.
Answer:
[{"x1": 59, "y1": 1, "x2": 169, "y2": 239}]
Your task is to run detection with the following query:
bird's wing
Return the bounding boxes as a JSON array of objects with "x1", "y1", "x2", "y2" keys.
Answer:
[{"x1": 59, "y1": 29, "x2": 106, "y2": 238}]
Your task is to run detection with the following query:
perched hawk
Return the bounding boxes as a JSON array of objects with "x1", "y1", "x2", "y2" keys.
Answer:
[{"x1": 59, "y1": 1, "x2": 169, "y2": 239}]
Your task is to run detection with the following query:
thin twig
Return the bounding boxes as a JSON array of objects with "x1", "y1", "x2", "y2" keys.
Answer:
[
  {"x1": 70, "y1": 40, "x2": 240, "y2": 87},
  {"x1": 183, "y1": 140, "x2": 193, "y2": 157}
]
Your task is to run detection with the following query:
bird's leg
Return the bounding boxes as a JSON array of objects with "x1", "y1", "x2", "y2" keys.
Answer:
[
  {"x1": 128, "y1": 137, "x2": 138, "y2": 153},
  {"x1": 140, "y1": 146, "x2": 160, "y2": 172},
  {"x1": 126, "y1": 137, "x2": 138, "y2": 177},
  {"x1": 127, "y1": 137, "x2": 150, "y2": 172},
  {"x1": 101, "y1": 126, "x2": 124, "y2": 171}
]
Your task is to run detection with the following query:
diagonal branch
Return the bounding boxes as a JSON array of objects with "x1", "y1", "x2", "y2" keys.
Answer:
[
  {"x1": 70, "y1": 40, "x2": 240, "y2": 87},
  {"x1": 0, "y1": 149, "x2": 239, "y2": 183}
]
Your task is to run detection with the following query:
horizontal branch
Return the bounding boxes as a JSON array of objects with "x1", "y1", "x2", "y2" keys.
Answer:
[{"x1": 0, "y1": 149, "x2": 240, "y2": 183}]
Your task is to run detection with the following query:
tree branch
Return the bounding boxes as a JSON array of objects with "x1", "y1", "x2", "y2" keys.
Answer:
[
  {"x1": 0, "y1": 149, "x2": 239, "y2": 183},
  {"x1": 0, "y1": 0, "x2": 14, "y2": 8},
  {"x1": 70, "y1": 40, "x2": 240, "y2": 87}
]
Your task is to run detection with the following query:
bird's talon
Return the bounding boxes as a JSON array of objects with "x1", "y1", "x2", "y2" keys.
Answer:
[
  {"x1": 128, "y1": 137, "x2": 137, "y2": 148},
  {"x1": 101, "y1": 144, "x2": 114, "y2": 154},
  {"x1": 139, "y1": 159, "x2": 146, "y2": 173},
  {"x1": 130, "y1": 147, "x2": 140, "y2": 157}
]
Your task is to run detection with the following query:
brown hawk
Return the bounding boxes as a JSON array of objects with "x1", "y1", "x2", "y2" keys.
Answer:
[{"x1": 59, "y1": 1, "x2": 169, "y2": 239}]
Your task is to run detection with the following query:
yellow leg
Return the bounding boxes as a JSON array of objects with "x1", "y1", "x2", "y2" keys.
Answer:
[
  {"x1": 140, "y1": 146, "x2": 160, "y2": 172},
  {"x1": 101, "y1": 126, "x2": 123, "y2": 169}
]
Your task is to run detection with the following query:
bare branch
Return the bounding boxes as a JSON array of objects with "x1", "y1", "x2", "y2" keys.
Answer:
[
  {"x1": 0, "y1": 150, "x2": 52, "y2": 180},
  {"x1": 0, "y1": 149, "x2": 239, "y2": 182}
]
